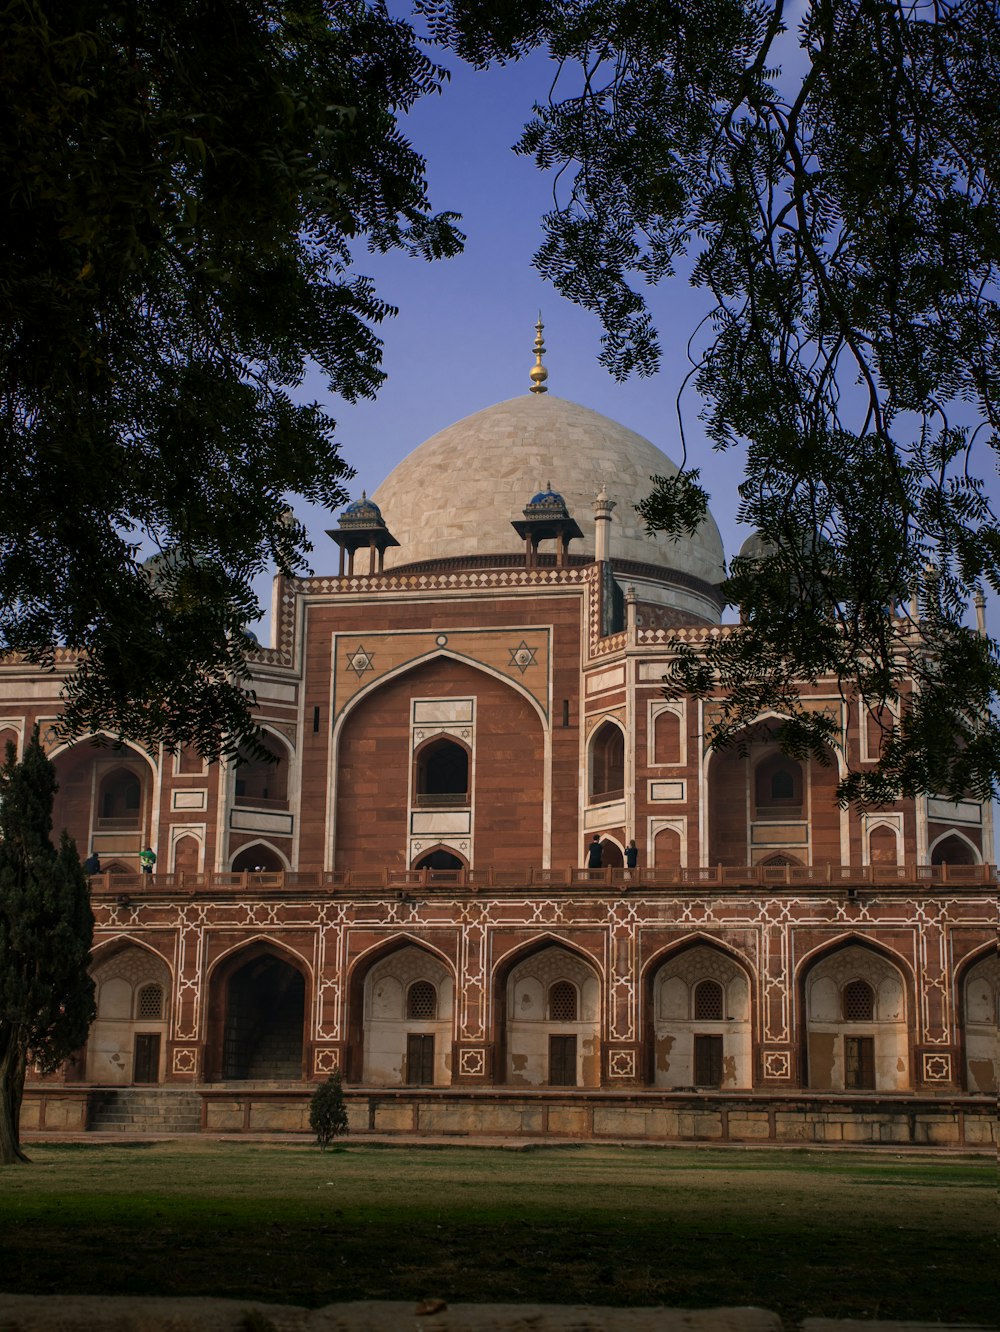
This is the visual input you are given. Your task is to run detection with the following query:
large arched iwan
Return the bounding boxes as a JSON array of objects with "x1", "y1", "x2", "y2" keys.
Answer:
[{"x1": 335, "y1": 656, "x2": 544, "y2": 871}]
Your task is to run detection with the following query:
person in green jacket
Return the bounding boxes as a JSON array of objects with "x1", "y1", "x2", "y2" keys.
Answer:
[{"x1": 139, "y1": 845, "x2": 156, "y2": 875}]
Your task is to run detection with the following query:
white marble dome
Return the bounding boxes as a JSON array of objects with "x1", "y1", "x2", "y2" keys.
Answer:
[{"x1": 371, "y1": 394, "x2": 725, "y2": 585}]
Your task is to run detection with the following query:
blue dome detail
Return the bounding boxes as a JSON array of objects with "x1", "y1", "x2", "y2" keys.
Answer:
[
  {"x1": 338, "y1": 491, "x2": 386, "y2": 527},
  {"x1": 528, "y1": 488, "x2": 566, "y2": 508}
]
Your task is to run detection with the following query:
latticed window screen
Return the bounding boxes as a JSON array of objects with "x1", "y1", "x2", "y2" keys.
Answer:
[
  {"x1": 843, "y1": 980, "x2": 875, "y2": 1022},
  {"x1": 549, "y1": 981, "x2": 578, "y2": 1022},
  {"x1": 407, "y1": 980, "x2": 437, "y2": 1020},
  {"x1": 136, "y1": 984, "x2": 163, "y2": 1020},
  {"x1": 694, "y1": 980, "x2": 724, "y2": 1021}
]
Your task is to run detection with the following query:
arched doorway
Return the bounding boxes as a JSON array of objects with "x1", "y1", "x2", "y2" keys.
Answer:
[
  {"x1": 413, "y1": 848, "x2": 465, "y2": 871},
  {"x1": 232, "y1": 844, "x2": 286, "y2": 873},
  {"x1": 802, "y1": 943, "x2": 910, "y2": 1091},
  {"x1": 360, "y1": 944, "x2": 455, "y2": 1086},
  {"x1": 931, "y1": 833, "x2": 979, "y2": 866},
  {"x1": 207, "y1": 948, "x2": 307, "y2": 1081},
  {"x1": 647, "y1": 943, "x2": 752, "y2": 1088},
  {"x1": 499, "y1": 944, "x2": 601, "y2": 1087},
  {"x1": 589, "y1": 722, "x2": 624, "y2": 802},
  {"x1": 87, "y1": 944, "x2": 171, "y2": 1084}
]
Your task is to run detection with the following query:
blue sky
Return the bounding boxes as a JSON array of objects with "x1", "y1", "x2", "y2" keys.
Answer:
[{"x1": 290, "y1": 47, "x2": 743, "y2": 574}]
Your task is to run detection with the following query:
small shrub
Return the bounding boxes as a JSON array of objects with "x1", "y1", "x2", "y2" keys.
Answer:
[{"x1": 309, "y1": 1071, "x2": 349, "y2": 1150}]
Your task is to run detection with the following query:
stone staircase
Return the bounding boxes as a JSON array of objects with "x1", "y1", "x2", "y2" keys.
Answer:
[{"x1": 87, "y1": 1088, "x2": 203, "y2": 1134}]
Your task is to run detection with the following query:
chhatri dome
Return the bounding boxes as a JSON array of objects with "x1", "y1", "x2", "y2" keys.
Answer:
[{"x1": 368, "y1": 323, "x2": 726, "y2": 609}]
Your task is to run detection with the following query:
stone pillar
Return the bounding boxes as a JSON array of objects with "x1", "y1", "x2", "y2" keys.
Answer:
[{"x1": 592, "y1": 486, "x2": 616, "y2": 562}]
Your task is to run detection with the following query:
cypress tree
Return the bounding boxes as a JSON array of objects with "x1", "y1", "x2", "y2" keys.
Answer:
[{"x1": 0, "y1": 732, "x2": 95, "y2": 1164}]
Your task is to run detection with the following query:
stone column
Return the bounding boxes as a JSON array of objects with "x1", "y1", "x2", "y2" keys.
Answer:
[{"x1": 592, "y1": 487, "x2": 616, "y2": 563}]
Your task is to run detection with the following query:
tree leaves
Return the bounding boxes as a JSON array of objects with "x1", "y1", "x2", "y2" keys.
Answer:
[
  {"x1": 0, "y1": 0, "x2": 464, "y2": 761},
  {"x1": 424, "y1": 0, "x2": 999, "y2": 803}
]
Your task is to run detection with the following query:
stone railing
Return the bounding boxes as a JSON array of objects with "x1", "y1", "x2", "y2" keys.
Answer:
[{"x1": 87, "y1": 861, "x2": 996, "y2": 897}]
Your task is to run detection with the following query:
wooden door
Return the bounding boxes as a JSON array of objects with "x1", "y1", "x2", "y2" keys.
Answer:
[
  {"x1": 133, "y1": 1033, "x2": 161, "y2": 1084},
  {"x1": 406, "y1": 1034, "x2": 435, "y2": 1086},
  {"x1": 844, "y1": 1036, "x2": 875, "y2": 1089},
  {"x1": 694, "y1": 1034, "x2": 723, "y2": 1087},
  {"x1": 548, "y1": 1035, "x2": 577, "y2": 1086}
]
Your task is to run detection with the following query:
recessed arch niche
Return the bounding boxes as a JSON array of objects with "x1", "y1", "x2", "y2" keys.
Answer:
[
  {"x1": 500, "y1": 943, "x2": 601, "y2": 1088},
  {"x1": 335, "y1": 655, "x2": 544, "y2": 871},
  {"x1": 360, "y1": 943, "x2": 455, "y2": 1086},
  {"x1": 87, "y1": 943, "x2": 171, "y2": 1084},
  {"x1": 803, "y1": 942, "x2": 910, "y2": 1091},
  {"x1": 961, "y1": 950, "x2": 999, "y2": 1093},
  {"x1": 648, "y1": 943, "x2": 752, "y2": 1089}
]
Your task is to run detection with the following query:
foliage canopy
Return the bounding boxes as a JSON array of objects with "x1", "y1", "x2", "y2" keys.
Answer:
[
  {"x1": 0, "y1": 0, "x2": 462, "y2": 761},
  {"x1": 419, "y1": 0, "x2": 999, "y2": 803}
]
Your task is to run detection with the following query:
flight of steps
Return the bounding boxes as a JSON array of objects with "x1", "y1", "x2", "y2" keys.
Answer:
[{"x1": 87, "y1": 1088, "x2": 204, "y2": 1134}]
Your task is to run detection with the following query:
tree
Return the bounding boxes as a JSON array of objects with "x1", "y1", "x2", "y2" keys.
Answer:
[
  {"x1": 0, "y1": 1, "x2": 462, "y2": 762},
  {"x1": 418, "y1": 0, "x2": 999, "y2": 804},
  {"x1": 309, "y1": 1069, "x2": 349, "y2": 1149},
  {"x1": 0, "y1": 733, "x2": 95, "y2": 1164}
]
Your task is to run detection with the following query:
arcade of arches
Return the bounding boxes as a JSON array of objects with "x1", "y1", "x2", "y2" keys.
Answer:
[{"x1": 81, "y1": 935, "x2": 996, "y2": 1096}]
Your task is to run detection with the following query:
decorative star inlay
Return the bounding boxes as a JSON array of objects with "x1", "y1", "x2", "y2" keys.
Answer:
[
  {"x1": 346, "y1": 644, "x2": 375, "y2": 677},
  {"x1": 508, "y1": 640, "x2": 538, "y2": 673}
]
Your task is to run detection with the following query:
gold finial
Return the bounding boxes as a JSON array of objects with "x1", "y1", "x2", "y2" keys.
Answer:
[{"x1": 529, "y1": 314, "x2": 548, "y2": 394}]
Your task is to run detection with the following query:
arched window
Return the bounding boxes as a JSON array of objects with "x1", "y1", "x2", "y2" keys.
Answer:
[
  {"x1": 135, "y1": 984, "x2": 164, "y2": 1021},
  {"x1": 549, "y1": 981, "x2": 578, "y2": 1022},
  {"x1": 843, "y1": 980, "x2": 875, "y2": 1022},
  {"x1": 233, "y1": 735, "x2": 288, "y2": 809},
  {"x1": 589, "y1": 722, "x2": 624, "y2": 801},
  {"x1": 694, "y1": 980, "x2": 724, "y2": 1021},
  {"x1": 415, "y1": 738, "x2": 469, "y2": 806},
  {"x1": 98, "y1": 767, "x2": 142, "y2": 828},
  {"x1": 407, "y1": 981, "x2": 437, "y2": 1020},
  {"x1": 754, "y1": 754, "x2": 802, "y2": 814}
]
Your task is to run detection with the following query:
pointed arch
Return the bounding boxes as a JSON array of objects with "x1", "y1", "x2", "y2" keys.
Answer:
[
  {"x1": 955, "y1": 941, "x2": 999, "y2": 1093},
  {"x1": 86, "y1": 937, "x2": 173, "y2": 1084},
  {"x1": 797, "y1": 934, "x2": 913, "y2": 1092},
  {"x1": 232, "y1": 726, "x2": 291, "y2": 810},
  {"x1": 588, "y1": 718, "x2": 625, "y2": 802},
  {"x1": 929, "y1": 829, "x2": 981, "y2": 865},
  {"x1": 333, "y1": 648, "x2": 548, "y2": 735},
  {"x1": 332, "y1": 651, "x2": 546, "y2": 873},
  {"x1": 344, "y1": 934, "x2": 457, "y2": 1086},
  {"x1": 204, "y1": 937, "x2": 311, "y2": 1082},
  {"x1": 641, "y1": 934, "x2": 756, "y2": 1088},
  {"x1": 50, "y1": 738, "x2": 158, "y2": 867},
  {"x1": 492, "y1": 934, "x2": 604, "y2": 1089},
  {"x1": 231, "y1": 841, "x2": 290, "y2": 872},
  {"x1": 411, "y1": 844, "x2": 468, "y2": 871}
]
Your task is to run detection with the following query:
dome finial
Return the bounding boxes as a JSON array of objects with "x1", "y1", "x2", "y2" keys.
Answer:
[{"x1": 529, "y1": 314, "x2": 548, "y2": 394}]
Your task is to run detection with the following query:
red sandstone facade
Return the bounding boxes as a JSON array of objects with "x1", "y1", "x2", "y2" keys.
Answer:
[{"x1": 4, "y1": 391, "x2": 996, "y2": 1142}]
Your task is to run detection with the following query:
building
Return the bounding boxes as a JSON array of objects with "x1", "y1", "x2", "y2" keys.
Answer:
[{"x1": 9, "y1": 345, "x2": 997, "y2": 1146}]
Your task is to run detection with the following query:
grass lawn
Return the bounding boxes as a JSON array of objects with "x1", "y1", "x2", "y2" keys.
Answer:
[{"x1": 0, "y1": 1142, "x2": 993, "y2": 1323}]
